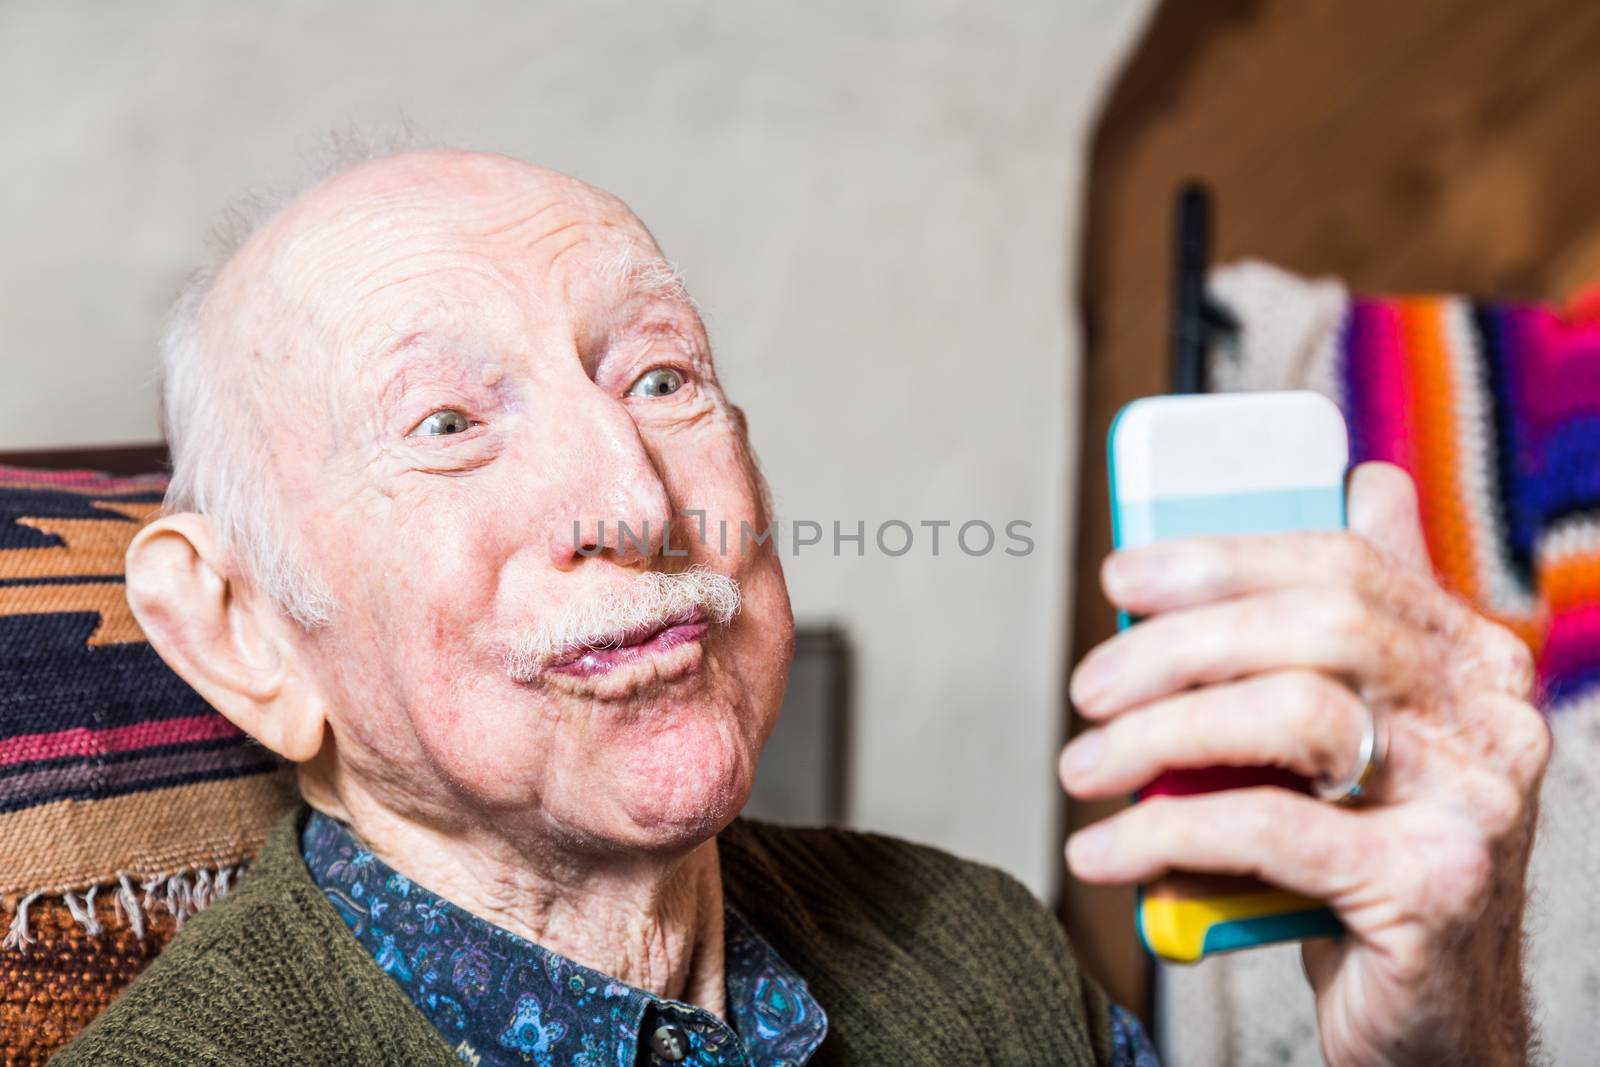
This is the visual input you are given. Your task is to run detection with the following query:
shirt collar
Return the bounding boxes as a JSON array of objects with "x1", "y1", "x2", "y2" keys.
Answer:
[{"x1": 302, "y1": 808, "x2": 826, "y2": 1067}]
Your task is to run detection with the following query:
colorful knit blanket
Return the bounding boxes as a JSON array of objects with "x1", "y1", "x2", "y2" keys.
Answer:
[
  {"x1": 1341, "y1": 292, "x2": 1600, "y2": 707},
  {"x1": 0, "y1": 464, "x2": 296, "y2": 1064}
]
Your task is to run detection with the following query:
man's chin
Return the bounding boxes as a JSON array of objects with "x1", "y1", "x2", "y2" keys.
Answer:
[
  {"x1": 610, "y1": 799, "x2": 745, "y2": 856},
  {"x1": 604, "y1": 737, "x2": 755, "y2": 852}
]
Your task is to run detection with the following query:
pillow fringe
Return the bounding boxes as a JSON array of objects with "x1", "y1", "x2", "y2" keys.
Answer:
[{"x1": 1, "y1": 864, "x2": 248, "y2": 953}]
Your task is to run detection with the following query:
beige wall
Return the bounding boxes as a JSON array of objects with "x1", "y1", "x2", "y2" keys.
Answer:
[{"x1": 0, "y1": 1, "x2": 1152, "y2": 895}]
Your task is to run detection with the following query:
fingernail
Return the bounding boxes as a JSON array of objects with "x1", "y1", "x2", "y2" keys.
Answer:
[
  {"x1": 1059, "y1": 731, "x2": 1104, "y2": 788},
  {"x1": 1066, "y1": 825, "x2": 1112, "y2": 874},
  {"x1": 1070, "y1": 647, "x2": 1119, "y2": 709},
  {"x1": 1104, "y1": 548, "x2": 1164, "y2": 601},
  {"x1": 1102, "y1": 552, "x2": 1141, "y2": 601}
]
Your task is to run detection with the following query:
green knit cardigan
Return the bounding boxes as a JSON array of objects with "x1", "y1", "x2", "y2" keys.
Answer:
[{"x1": 52, "y1": 806, "x2": 1116, "y2": 1065}]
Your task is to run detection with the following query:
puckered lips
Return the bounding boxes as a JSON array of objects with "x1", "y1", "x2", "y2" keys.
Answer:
[{"x1": 543, "y1": 608, "x2": 711, "y2": 682}]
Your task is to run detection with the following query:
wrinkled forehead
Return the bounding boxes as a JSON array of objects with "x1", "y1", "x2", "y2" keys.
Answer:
[
  {"x1": 214, "y1": 161, "x2": 687, "y2": 369},
  {"x1": 318, "y1": 199, "x2": 662, "y2": 354}
]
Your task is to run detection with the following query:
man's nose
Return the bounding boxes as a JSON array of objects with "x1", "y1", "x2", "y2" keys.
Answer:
[{"x1": 545, "y1": 394, "x2": 673, "y2": 571}]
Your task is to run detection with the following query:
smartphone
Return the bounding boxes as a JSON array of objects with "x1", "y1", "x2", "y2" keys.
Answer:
[{"x1": 1106, "y1": 390, "x2": 1349, "y2": 963}]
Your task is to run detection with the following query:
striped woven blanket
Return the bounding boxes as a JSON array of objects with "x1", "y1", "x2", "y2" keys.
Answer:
[{"x1": 0, "y1": 464, "x2": 296, "y2": 1063}]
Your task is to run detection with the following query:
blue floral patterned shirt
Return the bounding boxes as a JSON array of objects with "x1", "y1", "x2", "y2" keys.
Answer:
[
  {"x1": 304, "y1": 809, "x2": 1160, "y2": 1067},
  {"x1": 1109, "y1": 1003, "x2": 1162, "y2": 1067},
  {"x1": 302, "y1": 811, "x2": 828, "y2": 1067}
]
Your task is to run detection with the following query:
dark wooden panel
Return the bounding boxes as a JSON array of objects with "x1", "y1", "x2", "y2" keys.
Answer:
[
  {"x1": 1067, "y1": 0, "x2": 1600, "y2": 1017},
  {"x1": 0, "y1": 445, "x2": 169, "y2": 476}
]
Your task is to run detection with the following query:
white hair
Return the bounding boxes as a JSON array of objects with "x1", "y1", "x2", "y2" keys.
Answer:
[
  {"x1": 599, "y1": 246, "x2": 695, "y2": 309},
  {"x1": 159, "y1": 127, "x2": 432, "y2": 628},
  {"x1": 159, "y1": 280, "x2": 336, "y2": 628}
]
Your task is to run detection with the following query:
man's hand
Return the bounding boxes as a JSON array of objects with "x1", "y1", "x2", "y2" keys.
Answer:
[{"x1": 1059, "y1": 462, "x2": 1550, "y2": 1066}]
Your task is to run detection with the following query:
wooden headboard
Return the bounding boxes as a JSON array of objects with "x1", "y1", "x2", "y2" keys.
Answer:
[{"x1": 0, "y1": 444, "x2": 168, "y2": 475}]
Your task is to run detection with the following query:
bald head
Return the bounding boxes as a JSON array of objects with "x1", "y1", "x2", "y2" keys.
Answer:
[{"x1": 209, "y1": 153, "x2": 665, "y2": 355}]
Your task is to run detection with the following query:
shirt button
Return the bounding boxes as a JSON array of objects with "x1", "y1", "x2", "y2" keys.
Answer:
[{"x1": 651, "y1": 1023, "x2": 690, "y2": 1062}]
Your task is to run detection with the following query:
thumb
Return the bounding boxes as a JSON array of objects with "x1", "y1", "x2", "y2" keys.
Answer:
[{"x1": 1346, "y1": 462, "x2": 1431, "y2": 574}]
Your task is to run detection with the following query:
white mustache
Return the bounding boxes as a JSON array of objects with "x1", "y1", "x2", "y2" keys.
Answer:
[{"x1": 502, "y1": 566, "x2": 740, "y2": 682}]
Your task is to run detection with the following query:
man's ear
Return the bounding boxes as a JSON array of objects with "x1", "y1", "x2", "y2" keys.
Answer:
[{"x1": 125, "y1": 514, "x2": 328, "y2": 762}]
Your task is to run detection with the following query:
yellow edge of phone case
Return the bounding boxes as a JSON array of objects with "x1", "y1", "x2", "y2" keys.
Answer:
[{"x1": 1139, "y1": 890, "x2": 1328, "y2": 964}]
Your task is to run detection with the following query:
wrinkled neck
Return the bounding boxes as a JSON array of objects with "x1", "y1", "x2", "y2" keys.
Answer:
[{"x1": 300, "y1": 772, "x2": 728, "y2": 1017}]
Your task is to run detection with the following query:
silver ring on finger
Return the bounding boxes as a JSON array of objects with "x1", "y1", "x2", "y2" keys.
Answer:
[{"x1": 1315, "y1": 701, "x2": 1388, "y2": 803}]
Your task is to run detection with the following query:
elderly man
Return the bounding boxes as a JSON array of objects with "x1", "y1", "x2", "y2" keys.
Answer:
[{"x1": 55, "y1": 151, "x2": 1548, "y2": 1066}]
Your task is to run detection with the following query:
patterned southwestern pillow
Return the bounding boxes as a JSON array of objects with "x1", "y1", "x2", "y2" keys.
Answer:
[{"x1": 0, "y1": 464, "x2": 297, "y2": 1064}]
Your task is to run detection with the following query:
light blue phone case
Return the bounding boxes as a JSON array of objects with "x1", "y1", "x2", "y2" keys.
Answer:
[{"x1": 1107, "y1": 393, "x2": 1348, "y2": 962}]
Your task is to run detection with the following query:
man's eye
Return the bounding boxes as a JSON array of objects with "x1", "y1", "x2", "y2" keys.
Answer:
[
  {"x1": 409, "y1": 409, "x2": 471, "y2": 437},
  {"x1": 628, "y1": 367, "x2": 684, "y2": 398}
]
